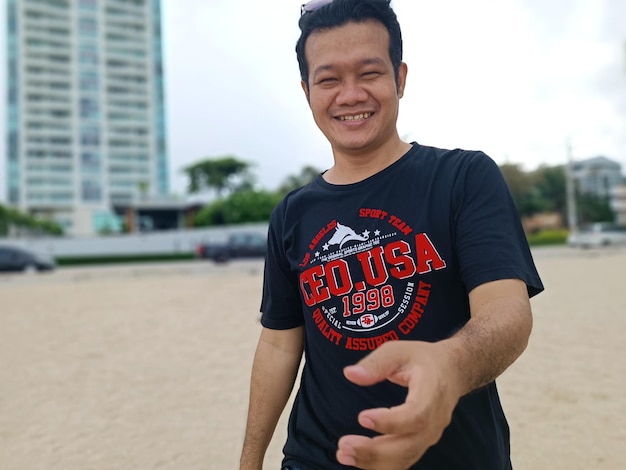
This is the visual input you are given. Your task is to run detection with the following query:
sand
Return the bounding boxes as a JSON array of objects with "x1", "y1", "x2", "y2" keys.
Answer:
[{"x1": 0, "y1": 247, "x2": 625, "y2": 469}]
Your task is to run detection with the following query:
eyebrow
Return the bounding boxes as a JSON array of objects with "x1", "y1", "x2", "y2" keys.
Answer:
[{"x1": 312, "y1": 57, "x2": 387, "y2": 77}]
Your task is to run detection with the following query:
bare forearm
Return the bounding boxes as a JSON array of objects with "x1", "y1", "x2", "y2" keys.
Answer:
[
  {"x1": 336, "y1": 280, "x2": 534, "y2": 468},
  {"x1": 444, "y1": 282, "x2": 533, "y2": 396},
  {"x1": 240, "y1": 327, "x2": 303, "y2": 469}
]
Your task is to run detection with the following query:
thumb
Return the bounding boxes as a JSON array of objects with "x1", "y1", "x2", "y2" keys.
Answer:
[{"x1": 343, "y1": 341, "x2": 408, "y2": 386}]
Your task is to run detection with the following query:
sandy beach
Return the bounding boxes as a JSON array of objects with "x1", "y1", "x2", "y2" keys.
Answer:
[{"x1": 1, "y1": 247, "x2": 625, "y2": 469}]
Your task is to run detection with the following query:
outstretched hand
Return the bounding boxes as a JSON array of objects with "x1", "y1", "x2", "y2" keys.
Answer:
[{"x1": 336, "y1": 340, "x2": 462, "y2": 470}]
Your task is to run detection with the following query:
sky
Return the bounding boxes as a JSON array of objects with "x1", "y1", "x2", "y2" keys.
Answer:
[
  {"x1": 1, "y1": 0, "x2": 626, "y2": 200},
  {"x1": 160, "y1": 0, "x2": 626, "y2": 196}
]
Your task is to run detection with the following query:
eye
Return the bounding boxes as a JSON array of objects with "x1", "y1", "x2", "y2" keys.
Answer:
[
  {"x1": 362, "y1": 71, "x2": 381, "y2": 79},
  {"x1": 315, "y1": 76, "x2": 339, "y2": 88}
]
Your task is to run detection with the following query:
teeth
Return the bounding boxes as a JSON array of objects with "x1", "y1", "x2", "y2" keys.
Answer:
[{"x1": 339, "y1": 113, "x2": 371, "y2": 121}]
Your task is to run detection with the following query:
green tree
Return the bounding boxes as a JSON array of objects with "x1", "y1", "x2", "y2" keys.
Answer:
[
  {"x1": 194, "y1": 189, "x2": 282, "y2": 227},
  {"x1": 278, "y1": 165, "x2": 322, "y2": 195},
  {"x1": 576, "y1": 192, "x2": 615, "y2": 225},
  {"x1": 183, "y1": 155, "x2": 253, "y2": 197},
  {"x1": 499, "y1": 161, "x2": 616, "y2": 226},
  {"x1": 532, "y1": 165, "x2": 566, "y2": 214},
  {"x1": 499, "y1": 163, "x2": 536, "y2": 216},
  {"x1": 500, "y1": 163, "x2": 571, "y2": 219},
  {"x1": 0, "y1": 204, "x2": 63, "y2": 237}
]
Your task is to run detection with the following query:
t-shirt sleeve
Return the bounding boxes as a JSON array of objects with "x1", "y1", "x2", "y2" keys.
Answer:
[
  {"x1": 259, "y1": 204, "x2": 305, "y2": 329},
  {"x1": 453, "y1": 152, "x2": 544, "y2": 298}
]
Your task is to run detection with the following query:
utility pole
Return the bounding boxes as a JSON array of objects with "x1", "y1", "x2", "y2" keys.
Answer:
[{"x1": 565, "y1": 138, "x2": 578, "y2": 232}]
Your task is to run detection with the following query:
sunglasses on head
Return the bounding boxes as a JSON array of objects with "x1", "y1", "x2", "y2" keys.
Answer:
[
  {"x1": 301, "y1": 0, "x2": 391, "y2": 16},
  {"x1": 300, "y1": 0, "x2": 332, "y2": 15}
]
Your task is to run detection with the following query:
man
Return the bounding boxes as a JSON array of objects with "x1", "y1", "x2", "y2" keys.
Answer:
[{"x1": 240, "y1": 0, "x2": 543, "y2": 468}]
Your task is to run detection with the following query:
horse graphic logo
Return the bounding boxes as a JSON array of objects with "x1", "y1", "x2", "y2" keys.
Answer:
[{"x1": 328, "y1": 222, "x2": 369, "y2": 249}]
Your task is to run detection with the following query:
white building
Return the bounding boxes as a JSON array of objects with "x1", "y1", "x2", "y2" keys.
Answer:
[
  {"x1": 5, "y1": 0, "x2": 168, "y2": 236},
  {"x1": 570, "y1": 156, "x2": 623, "y2": 199},
  {"x1": 610, "y1": 185, "x2": 626, "y2": 225}
]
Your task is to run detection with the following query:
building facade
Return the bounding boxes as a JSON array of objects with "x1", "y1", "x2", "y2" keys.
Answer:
[
  {"x1": 6, "y1": 0, "x2": 168, "y2": 236},
  {"x1": 570, "y1": 156, "x2": 623, "y2": 198},
  {"x1": 610, "y1": 185, "x2": 626, "y2": 225},
  {"x1": 570, "y1": 156, "x2": 626, "y2": 226}
]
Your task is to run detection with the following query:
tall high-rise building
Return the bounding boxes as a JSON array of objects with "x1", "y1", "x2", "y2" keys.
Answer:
[{"x1": 6, "y1": 0, "x2": 168, "y2": 236}]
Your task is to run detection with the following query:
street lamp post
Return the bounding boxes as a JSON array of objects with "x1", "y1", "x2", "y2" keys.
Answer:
[{"x1": 565, "y1": 138, "x2": 578, "y2": 232}]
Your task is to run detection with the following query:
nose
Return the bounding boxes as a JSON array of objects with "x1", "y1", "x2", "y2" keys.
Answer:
[{"x1": 335, "y1": 80, "x2": 368, "y2": 106}]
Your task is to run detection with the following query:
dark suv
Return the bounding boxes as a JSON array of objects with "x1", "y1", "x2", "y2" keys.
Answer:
[
  {"x1": 196, "y1": 232, "x2": 267, "y2": 263},
  {"x1": 0, "y1": 246, "x2": 56, "y2": 272}
]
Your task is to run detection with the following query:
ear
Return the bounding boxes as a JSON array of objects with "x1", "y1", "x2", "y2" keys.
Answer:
[
  {"x1": 397, "y1": 62, "x2": 408, "y2": 98},
  {"x1": 301, "y1": 80, "x2": 311, "y2": 104}
]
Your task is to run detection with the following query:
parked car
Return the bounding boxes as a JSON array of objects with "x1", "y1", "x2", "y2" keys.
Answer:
[
  {"x1": 196, "y1": 232, "x2": 267, "y2": 262},
  {"x1": 0, "y1": 245, "x2": 56, "y2": 272},
  {"x1": 567, "y1": 223, "x2": 626, "y2": 248}
]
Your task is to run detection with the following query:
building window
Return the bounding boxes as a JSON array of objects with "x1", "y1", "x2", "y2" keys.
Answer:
[
  {"x1": 49, "y1": 109, "x2": 71, "y2": 119},
  {"x1": 8, "y1": 131, "x2": 19, "y2": 160},
  {"x1": 80, "y1": 97, "x2": 99, "y2": 118},
  {"x1": 9, "y1": 188, "x2": 19, "y2": 203},
  {"x1": 50, "y1": 193, "x2": 73, "y2": 202},
  {"x1": 82, "y1": 180, "x2": 102, "y2": 202},
  {"x1": 80, "y1": 71, "x2": 99, "y2": 91},
  {"x1": 79, "y1": 0, "x2": 97, "y2": 10},
  {"x1": 79, "y1": 49, "x2": 98, "y2": 65},
  {"x1": 79, "y1": 17, "x2": 97, "y2": 36},
  {"x1": 81, "y1": 151, "x2": 101, "y2": 171},
  {"x1": 93, "y1": 211, "x2": 122, "y2": 233},
  {"x1": 81, "y1": 126, "x2": 100, "y2": 146},
  {"x1": 49, "y1": 136, "x2": 72, "y2": 145}
]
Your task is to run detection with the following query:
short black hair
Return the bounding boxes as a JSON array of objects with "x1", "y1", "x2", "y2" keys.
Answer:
[{"x1": 296, "y1": 0, "x2": 403, "y2": 88}]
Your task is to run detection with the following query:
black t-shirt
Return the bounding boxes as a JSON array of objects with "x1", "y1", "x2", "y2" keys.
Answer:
[{"x1": 261, "y1": 143, "x2": 543, "y2": 469}]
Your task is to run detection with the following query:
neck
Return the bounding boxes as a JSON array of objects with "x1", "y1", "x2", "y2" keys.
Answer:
[{"x1": 324, "y1": 139, "x2": 412, "y2": 185}]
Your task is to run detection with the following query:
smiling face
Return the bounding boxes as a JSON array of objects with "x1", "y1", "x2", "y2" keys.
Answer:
[{"x1": 302, "y1": 20, "x2": 407, "y2": 160}]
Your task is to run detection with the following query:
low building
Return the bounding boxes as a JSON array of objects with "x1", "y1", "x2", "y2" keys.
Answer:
[
  {"x1": 571, "y1": 156, "x2": 623, "y2": 198},
  {"x1": 111, "y1": 200, "x2": 204, "y2": 233},
  {"x1": 610, "y1": 185, "x2": 626, "y2": 225}
]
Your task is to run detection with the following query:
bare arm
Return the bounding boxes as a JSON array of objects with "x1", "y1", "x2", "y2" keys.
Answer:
[
  {"x1": 336, "y1": 278, "x2": 533, "y2": 469},
  {"x1": 446, "y1": 278, "x2": 532, "y2": 395},
  {"x1": 240, "y1": 326, "x2": 304, "y2": 470}
]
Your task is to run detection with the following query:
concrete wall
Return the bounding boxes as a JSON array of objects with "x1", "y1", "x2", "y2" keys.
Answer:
[{"x1": 0, "y1": 223, "x2": 269, "y2": 259}]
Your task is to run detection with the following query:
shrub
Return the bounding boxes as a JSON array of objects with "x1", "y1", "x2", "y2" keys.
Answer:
[{"x1": 526, "y1": 229, "x2": 569, "y2": 246}]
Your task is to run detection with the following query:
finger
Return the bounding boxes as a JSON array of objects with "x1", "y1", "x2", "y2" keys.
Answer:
[
  {"x1": 357, "y1": 403, "x2": 426, "y2": 435},
  {"x1": 343, "y1": 342, "x2": 411, "y2": 386},
  {"x1": 337, "y1": 433, "x2": 427, "y2": 470},
  {"x1": 335, "y1": 434, "x2": 368, "y2": 467},
  {"x1": 358, "y1": 371, "x2": 430, "y2": 435}
]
